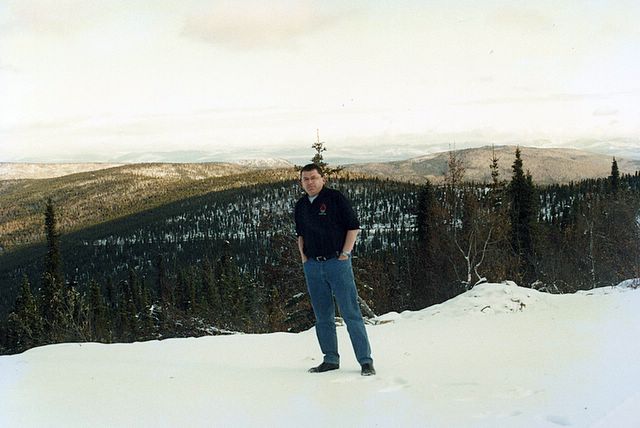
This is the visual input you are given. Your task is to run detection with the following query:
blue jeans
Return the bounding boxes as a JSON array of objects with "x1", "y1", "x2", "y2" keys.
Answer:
[{"x1": 303, "y1": 257, "x2": 373, "y2": 366}]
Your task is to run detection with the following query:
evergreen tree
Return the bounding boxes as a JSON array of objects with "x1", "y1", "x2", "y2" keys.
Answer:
[
  {"x1": 115, "y1": 280, "x2": 134, "y2": 341},
  {"x1": 39, "y1": 199, "x2": 67, "y2": 342},
  {"x1": 63, "y1": 278, "x2": 88, "y2": 342},
  {"x1": 154, "y1": 254, "x2": 174, "y2": 336},
  {"x1": 176, "y1": 268, "x2": 196, "y2": 314},
  {"x1": 310, "y1": 129, "x2": 343, "y2": 177},
  {"x1": 257, "y1": 210, "x2": 312, "y2": 332},
  {"x1": 6, "y1": 275, "x2": 43, "y2": 353},
  {"x1": 412, "y1": 181, "x2": 437, "y2": 308},
  {"x1": 201, "y1": 257, "x2": 221, "y2": 322},
  {"x1": 484, "y1": 153, "x2": 513, "y2": 283},
  {"x1": 138, "y1": 278, "x2": 155, "y2": 341},
  {"x1": 128, "y1": 268, "x2": 144, "y2": 314},
  {"x1": 311, "y1": 129, "x2": 328, "y2": 172},
  {"x1": 509, "y1": 148, "x2": 537, "y2": 284},
  {"x1": 44, "y1": 198, "x2": 63, "y2": 286},
  {"x1": 412, "y1": 180, "x2": 458, "y2": 306},
  {"x1": 120, "y1": 271, "x2": 141, "y2": 340},
  {"x1": 490, "y1": 145, "x2": 501, "y2": 189},
  {"x1": 215, "y1": 241, "x2": 236, "y2": 324},
  {"x1": 610, "y1": 157, "x2": 620, "y2": 194},
  {"x1": 155, "y1": 254, "x2": 173, "y2": 308},
  {"x1": 415, "y1": 181, "x2": 436, "y2": 245},
  {"x1": 88, "y1": 280, "x2": 109, "y2": 342}
]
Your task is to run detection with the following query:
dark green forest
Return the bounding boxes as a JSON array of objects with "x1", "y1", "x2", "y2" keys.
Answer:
[{"x1": 1, "y1": 152, "x2": 638, "y2": 355}]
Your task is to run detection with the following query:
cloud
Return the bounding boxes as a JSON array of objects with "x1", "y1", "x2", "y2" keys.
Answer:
[
  {"x1": 0, "y1": 61, "x2": 19, "y2": 73},
  {"x1": 593, "y1": 107, "x2": 619, "y2": 116},
  {"x1": 458, "y1": 92, "x2": 627, "y2": 106},
  {"x1": 4, "y1": 0, "x2": 116, "y2": 36},
  {"x1": 181, "y1": 0, "x2": 347, "y2": 49},
  {"x1": 486, "y1": 5, "x2": 555, "y2": 33}
]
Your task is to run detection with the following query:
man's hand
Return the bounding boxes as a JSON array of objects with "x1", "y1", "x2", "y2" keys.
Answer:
[{"x1": 298, "y1": 236, "x2": 307, "y2": 263}]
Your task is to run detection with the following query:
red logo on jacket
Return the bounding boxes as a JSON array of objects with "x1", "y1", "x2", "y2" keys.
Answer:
[{"x1": 318, "y1": 203, "x2": 327, "y2": 215}]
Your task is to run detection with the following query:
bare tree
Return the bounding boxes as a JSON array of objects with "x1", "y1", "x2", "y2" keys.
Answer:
[{"x1": 455, "y1": 191, "x2": 495, "y2": 288}]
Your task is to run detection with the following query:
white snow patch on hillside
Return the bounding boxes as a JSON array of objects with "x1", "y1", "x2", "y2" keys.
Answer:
[{"x1": 1, "y1": 281, "x2": 639, "y2": 427}]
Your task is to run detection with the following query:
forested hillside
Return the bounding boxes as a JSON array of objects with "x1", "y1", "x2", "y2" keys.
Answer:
[
  {"x1": 1, "y1": 153, "x2": 638, "y2": 355},
  {"x1": 0, "y1": 178, "x2": 414, "y2": 314},
  {"x1": 0, "y1": 163, "x2": 298, "y2": 252}
]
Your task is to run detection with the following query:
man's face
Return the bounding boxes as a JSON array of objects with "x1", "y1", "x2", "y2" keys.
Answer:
[{"x1": 300, "y1": 169, "x2": 325, "y2": 197}]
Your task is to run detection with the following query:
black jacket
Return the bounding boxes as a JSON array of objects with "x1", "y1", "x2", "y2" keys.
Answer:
[{"x1": 294, "y1": 187, "x2": 360, "y2": 258}]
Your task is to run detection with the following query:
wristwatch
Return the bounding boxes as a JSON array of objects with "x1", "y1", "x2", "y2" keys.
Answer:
[{"x1": 340, "y1": 251, "x2": 351, "y2": 258}]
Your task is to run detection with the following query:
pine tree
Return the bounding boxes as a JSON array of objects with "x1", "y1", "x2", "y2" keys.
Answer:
[
  {"x1": 201, "y1": 257, "x2": 221, "y2": 322},
  {"x1": 490, "y1": 145, "x2": 501, "y2": 189},
  {"x1": 610, "y1": 157, "x2": 620, "y2": 194},
  {"x1": 120, "y1": 270, "x2": 141, "y2": 340},
  {"x1": 155, "y1": 254, "x2": 173, "y2": 308},
  {"x1": 88, "y1": 280, "x2": 109, "y2": 342},
  {"x1": 44, "y1": 198, "x2": 63, "y2": 286},
  {"x1": 445, "y1": 149, "x2": 465, "y2": 243},
  {"x1": 484, "y1": 152, "x2": 512, "y2": 282},
  {"x1": 310, "y1": 129, "x2": 343, "y2": 177},
  {"x1": 138, "y1": 278, "x2": 155, "y2": 340},
  {"x1": 63, "y1": 278, "x2": 88, "y2": 342},
  {"x1": 412, "y1": 181, "x2": 437, "y2": 308},
  {"x1": 176, "y1": 268, "x2": 196, "y2": 314},
  {"x1": 6, "y1": 276, "x2": 43, "y2": 353},
  {"x1": 415, "y1": 181, "x2": 436, "y2": 245},
  {"x1": 128, "y1": 268, "x2": 144, "y2": 314},
  {"x1": 311, "y1": 129, "x2": 328, "y2": 172},
  {"x1": 215, "y1": 242, "x2": 236, "y2": 325},
  {"x1": 115, "y1": 280, "x2": 134, "y2": 341},
  {"x1": 154, "y1": 254, "x2": 174, "y2": 336},
  {"x1": 257, "y1": 210, "x2": 311, "y2": 332},
  {"x1": 39, "y1": 199, "x2": 67, "y2": 342},
  {"x1": 412, "y1": 181, "x2": 456, "y2": 306},
  {"x1": 509, "y1": 148, "x2": 537, "y2": 284}
]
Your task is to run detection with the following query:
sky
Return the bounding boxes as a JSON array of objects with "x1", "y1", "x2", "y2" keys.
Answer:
[
  {"x1": 1, "y1": 0, "x2": 639, "y2": 163},
  {"x1": 2, "y1": 280, "x2": 639, "y2": 427}
]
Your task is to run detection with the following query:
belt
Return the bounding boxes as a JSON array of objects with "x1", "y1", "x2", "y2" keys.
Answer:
[{"x1": 313, "y1": 252, "x2": 339, "y2": 262}]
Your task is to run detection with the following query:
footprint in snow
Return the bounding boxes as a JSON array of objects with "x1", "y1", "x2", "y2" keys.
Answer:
[
  {"x1": 378, "y1": 377, "x2": 410, "y2": 393},
  {"x1": 546, "y1": 415, "x2": 571, "y2": 426}
]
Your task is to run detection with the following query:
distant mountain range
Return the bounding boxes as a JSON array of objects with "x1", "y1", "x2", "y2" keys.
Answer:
[
  {"x1": 0, "y1": 158, "x2": 293, "y2": 180},
  {"x1": 344, "y1": 145, "x2": 640, "y2": 184},
  {"x1": 1, "y1": 144, "x2": 639, "y2": 258},
  {"x1": 1, "y1": 145, "x2": 638, "y2": 184},
  {"x1": 0, "y1": 163, "x2": 125, "y2": 180}
]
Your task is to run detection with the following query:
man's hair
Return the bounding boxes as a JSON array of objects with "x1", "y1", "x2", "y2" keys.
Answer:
[{"x1": 300, "y1": 163, "x2": 324, "y2": 178}]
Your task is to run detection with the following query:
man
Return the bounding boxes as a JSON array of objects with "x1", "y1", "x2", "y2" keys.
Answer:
[{"x1": 294, "y1": 163, "x2": 375, "y2": 376}]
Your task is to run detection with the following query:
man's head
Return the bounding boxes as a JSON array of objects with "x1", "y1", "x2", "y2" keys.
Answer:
[{"x1": 300, "y1": 163, "x2": 325, "y2": 197}]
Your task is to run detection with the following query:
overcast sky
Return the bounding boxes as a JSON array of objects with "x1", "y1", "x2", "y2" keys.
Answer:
[{"x1": 1, "y1": 0, "x2": 639, "y2": 162}]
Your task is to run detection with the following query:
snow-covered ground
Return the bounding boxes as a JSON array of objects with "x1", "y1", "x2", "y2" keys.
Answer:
[{"x1": 1, "y1": 280, "x2": 639, "y2": 427}]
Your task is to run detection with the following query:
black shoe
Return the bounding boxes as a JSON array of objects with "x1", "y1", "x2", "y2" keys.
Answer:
[
  {"x1": 308, "y1": 362, "x2": 339, "y2": 373},
  {"x1": 361, "y1": 363, "x2": 376, "y2": 376}
]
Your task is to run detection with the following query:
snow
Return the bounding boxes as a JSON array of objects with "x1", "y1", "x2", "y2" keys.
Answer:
[{"x1": 1, "y1": 281, "x2": 639, "y2": 427}]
